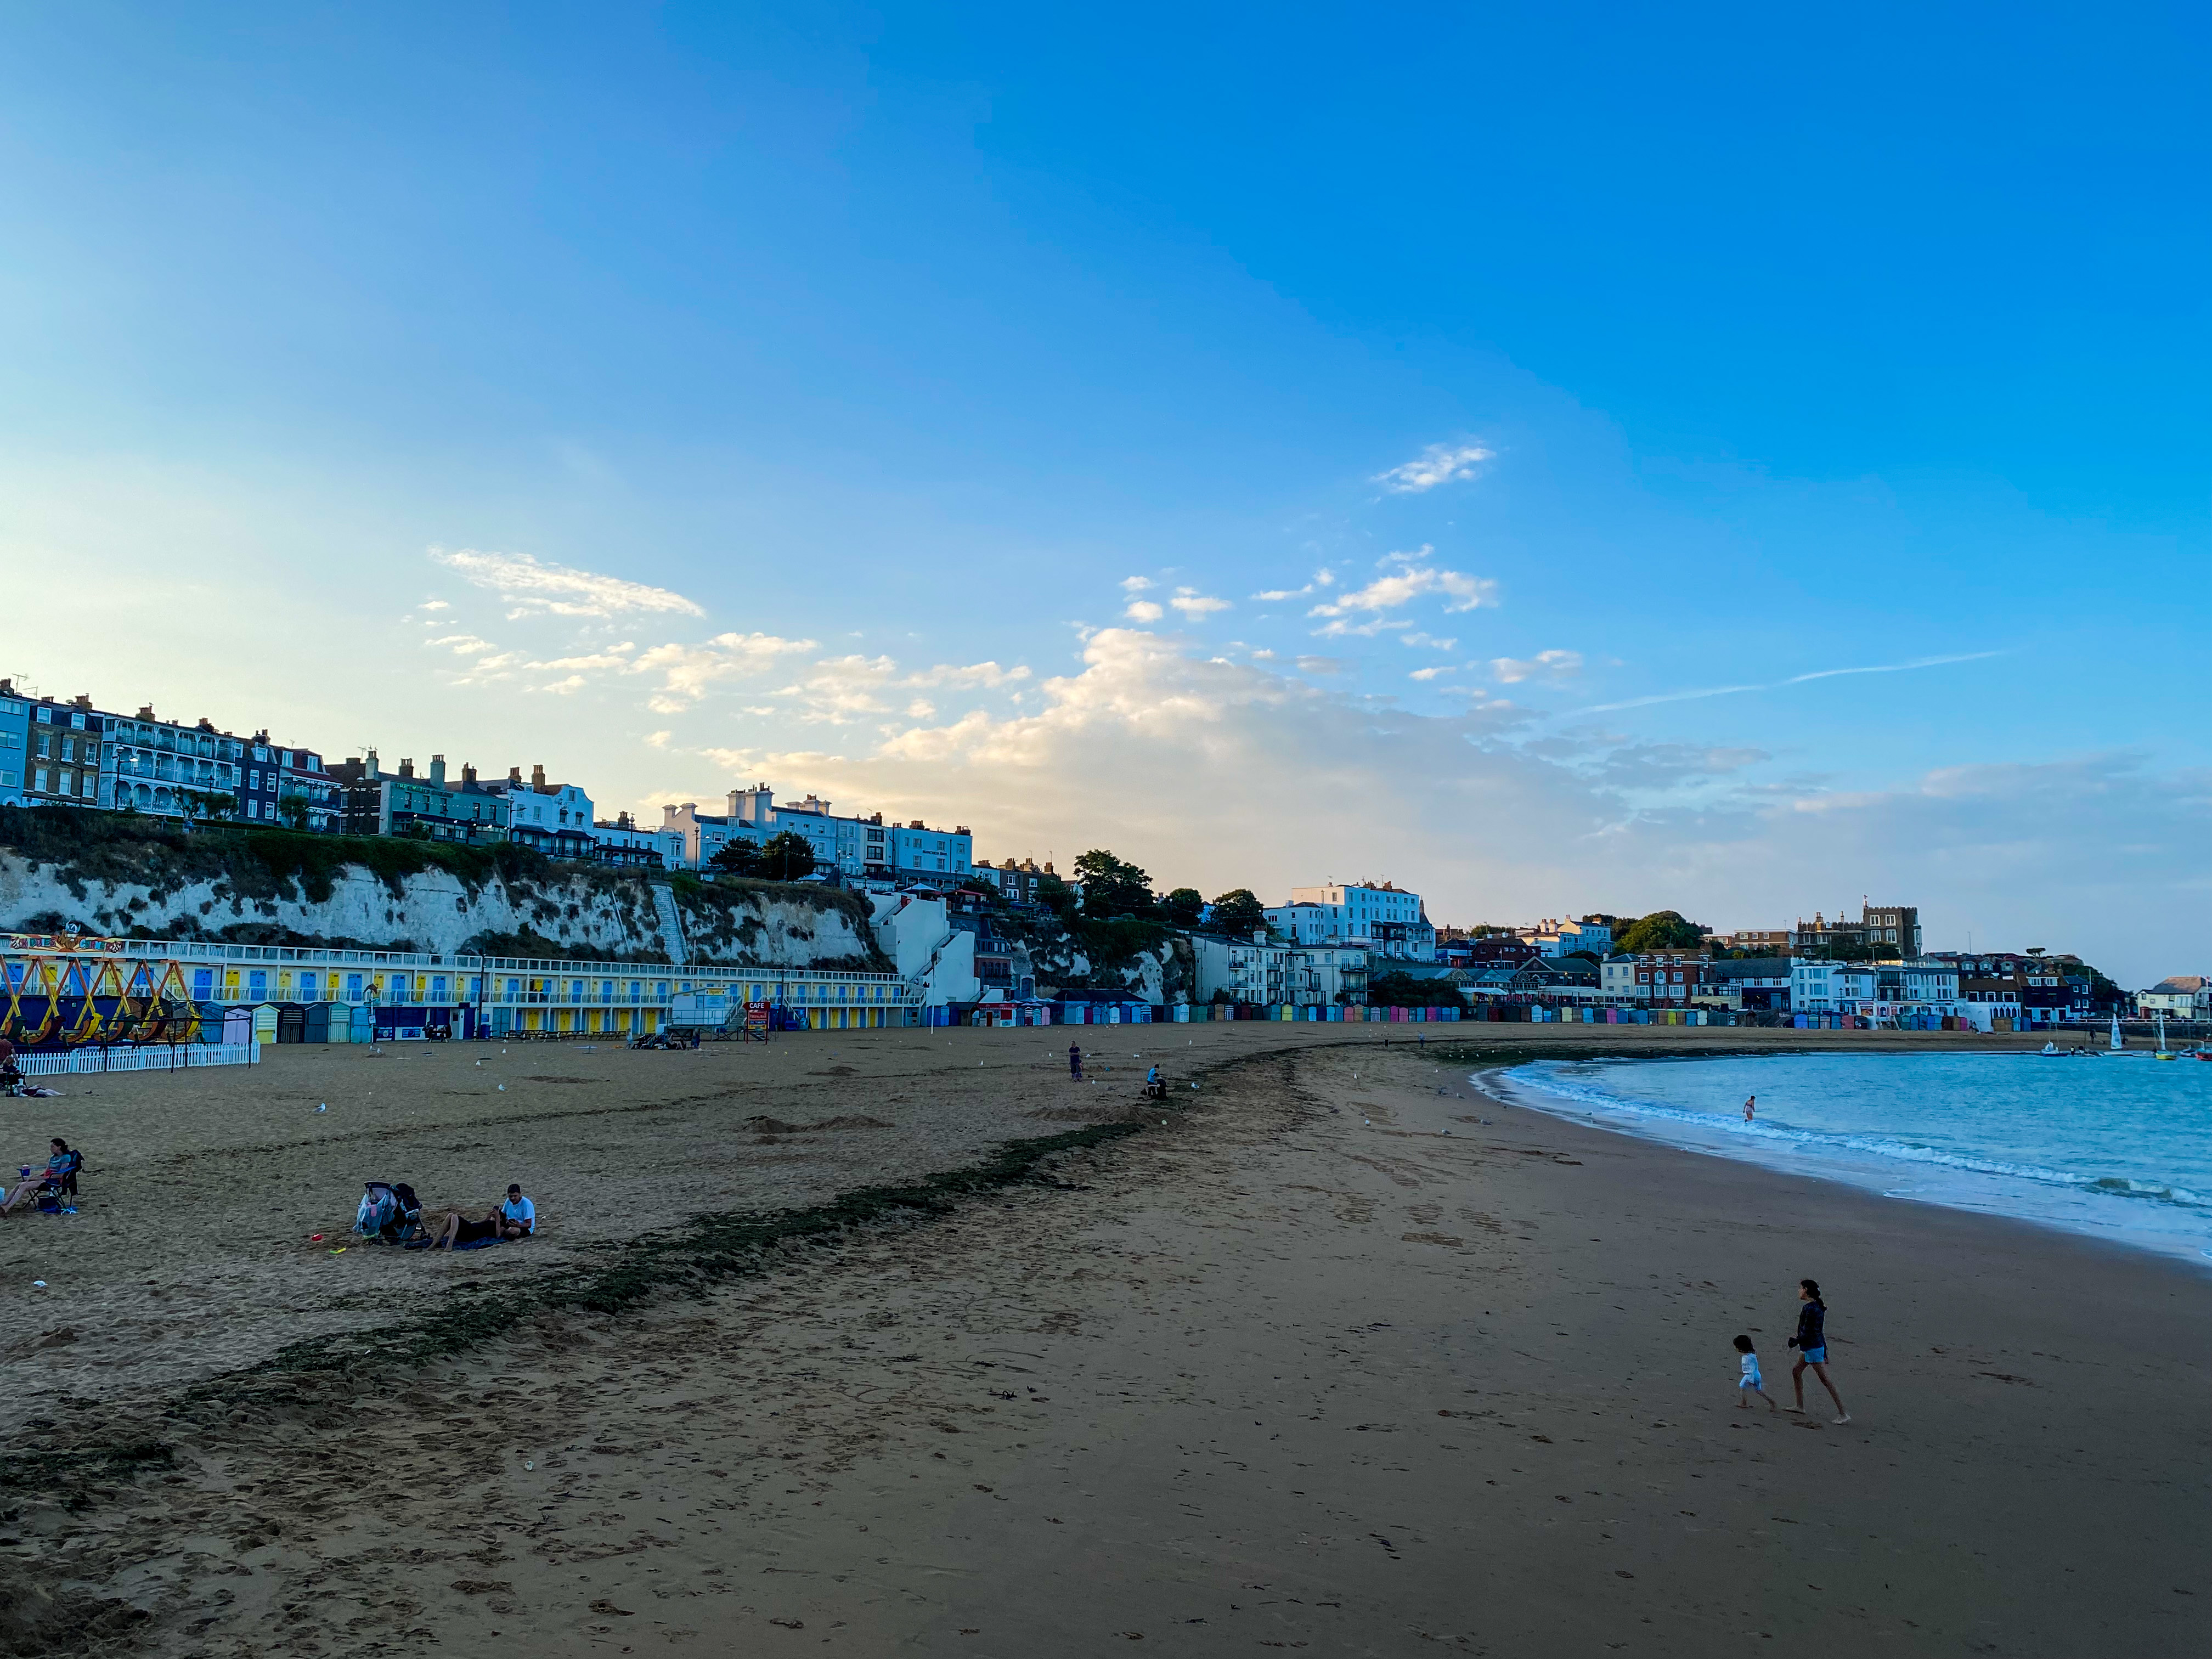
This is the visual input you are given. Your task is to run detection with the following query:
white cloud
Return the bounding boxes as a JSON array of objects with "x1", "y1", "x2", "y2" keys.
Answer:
[
  {"x1": 420, "y1": 599, "x2": 451, "y2": 611},
  {"x1": 429, "y1": 546, "x2": 706, "y2": 619},
  {"x1": 1169, "y1": 587, "x2": 1232, "y2": 619},
  {"x1": 1125, "y1": 600, "x2": 1165, "y2": 623},
  {"x1": 905, "y1": 661, "x2": 1033, "y2": 689},
  {"x1": 1400, "y1": 632, "x2": 1458, "y2": 651},
  {"x1": 1308, "y1": 550, "x2": 1497, "y2": 625},
  {"x1": 1374, "y1": 442, "x2": 1495, "y2": 494},
  {"x1": 424, "y1": 634, "x2": 499, "y2": 656},
  {"x1": 1252, "y1": 568, "x2": 1338, "y2": 602},
  {"x1": 1121, "y1": 576, "x2": 1155, "y2": 594},
  {"x1": 628, "y1": 632, "x2": 817, "y2": 710},
  {"x1": 1491, "y1": 650, "x2": 1585, "y2": 684},
  {"x1": 710, "y1": 634, "x2": 2195, "y2": 984},
  {"x1": 1409, "y1": 665, "x2": 1454, "y2": 681},
  {"x1": 1295, "y1": 656, "x2": 1349, "y2": 675},
  {"x1": 772, "y1": 653, "x2": 904, "y2": 724}
]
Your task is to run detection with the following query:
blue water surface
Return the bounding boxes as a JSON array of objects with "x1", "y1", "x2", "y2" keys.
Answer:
[{"x1": 1493, "y1": 1052, "x2": 2212, "y2": 1267}]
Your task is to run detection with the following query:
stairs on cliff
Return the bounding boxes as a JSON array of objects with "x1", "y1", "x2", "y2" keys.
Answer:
[{"x1": 650, "y1": 882, "x2": 690, "y2": 966}]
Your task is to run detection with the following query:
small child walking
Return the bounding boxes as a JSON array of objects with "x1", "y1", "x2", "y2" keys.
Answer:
[{"x1": 1734, "y1": 1334, "x2": 1778, "y2": 1413}]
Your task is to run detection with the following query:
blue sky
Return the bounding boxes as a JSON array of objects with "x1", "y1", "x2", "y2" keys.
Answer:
[{"x1": 3, "y1": 3, "x2": 2204, "y2": 980}]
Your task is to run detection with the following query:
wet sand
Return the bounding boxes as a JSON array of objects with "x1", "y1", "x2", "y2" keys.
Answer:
[{"x1": 2, "y1": 1024, "x2": 2204, "y2": 1656}]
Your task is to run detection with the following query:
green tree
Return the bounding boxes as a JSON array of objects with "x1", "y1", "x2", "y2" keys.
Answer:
[
  {"x1": 1614, "y1": 910, "x2": 1708, "y2": 953},
  {"x1": 1034, "y1": 874, "x2": 1080, "y2": 922},
  {"x1": 276, "y1": 794, "x2": 313, "y2": 832},
  {"x1": 758, "y1": 831, "x2": 818, "y2": 882},
  {"x1": 1160, "y1": 887, "x2": 1205, "y2": 927},
  {"x1": 708, "y1": 838, "x2": 764, "y2": 878},
  {"x1": 177, "y1": 789, "x2": 239, "y2": 831},
  {"x1": 1209, "y1": 888, "x2": 1268, "y2": 936},
  {"x1": 1073, "y1": 849, "x2": 1154, "y2": 915}
]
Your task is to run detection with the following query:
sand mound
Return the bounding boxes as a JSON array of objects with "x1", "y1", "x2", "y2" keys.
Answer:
[{"x1": 740, "y1": 1114, "x2": 894, "y2": 1135}]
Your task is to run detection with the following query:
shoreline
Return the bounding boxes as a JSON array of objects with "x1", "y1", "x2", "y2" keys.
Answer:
[
  {"x1": 7, "y1": 1026, "x2": 2205, "y2": 1655},
  {"x1": 1477, "y1": 1049, "x2": 2212, "y2": 1272}
]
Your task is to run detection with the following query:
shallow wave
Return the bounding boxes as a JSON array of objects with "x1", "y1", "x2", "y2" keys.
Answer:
[{"x1": 1499, "y1": 1063, "x2": 2212, "y2": 1214}]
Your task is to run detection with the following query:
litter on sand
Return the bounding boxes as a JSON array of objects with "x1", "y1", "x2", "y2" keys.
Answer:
[{"x1": 31, "y1": 1280, "x2": 46, "y2": 1288}]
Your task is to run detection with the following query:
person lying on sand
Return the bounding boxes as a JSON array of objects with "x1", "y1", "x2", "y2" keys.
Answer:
[{"x1": 433, "y1": 1208, "x2": 505, "y2": 1250}]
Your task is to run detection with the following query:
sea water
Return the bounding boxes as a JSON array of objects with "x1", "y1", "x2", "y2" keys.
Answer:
[{"x1": 1493, "y1": 1052, "x2": 2212, "y2": 1266}]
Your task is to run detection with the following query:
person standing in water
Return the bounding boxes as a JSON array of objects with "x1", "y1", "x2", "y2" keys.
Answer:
[
  {"x1": 1786, "y1": 1277, "x2": 1850, "y2": 1424},
  {"x1": 1743, "y1": 1093, "x2": 1757, "y2": 1123}
]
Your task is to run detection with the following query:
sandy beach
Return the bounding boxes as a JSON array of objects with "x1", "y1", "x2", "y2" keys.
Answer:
[{"x1": 2, "y1": 1024, "x2": 2205, "y2": 1656}]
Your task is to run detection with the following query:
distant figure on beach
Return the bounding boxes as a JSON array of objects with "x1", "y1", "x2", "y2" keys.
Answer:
[
  {"x1": 1786, "y1": 1278, "x2": 1851, "y2": 1424},
  {"x1": 1733, "y1": 1334, "x2": 1778, "y2": 1413},
  {"x1": 1068, "y1": 1042, "x2": 1084, "y2": 1081},
  {"x1": 1743, "y1": 1094, "x2": 1756, "y2": 1123}
]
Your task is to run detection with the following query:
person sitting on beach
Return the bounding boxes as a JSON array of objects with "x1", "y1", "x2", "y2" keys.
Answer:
[
  {"x1": 433, "y1": 1207, "x2": 505, "y2": 1250},
  {"x1": 1786, "y1": 1277, "x2": 1851, "y2": 1425},
  {"x1": 498, "y1": 1183, "x2": 537, "y2": 1239},
  {"x1": 0, "y1": 1139, "x2": 80, "y2": 1216},
  {"x1": 1733, "y1": 1334, "x2": 1778, "y2": 1413},
  {"x1": 1143, "y1": 1064, "x2": 1166, "y2": 1100}
]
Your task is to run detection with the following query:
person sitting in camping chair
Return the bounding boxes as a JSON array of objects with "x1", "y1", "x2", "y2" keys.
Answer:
[
  {"x1": 1142, "y1": 1065, "x2": 1169, "y2": 1102},
  {"x1": 1, "y1": 1139, "x2": 82, "y2": 1215}
]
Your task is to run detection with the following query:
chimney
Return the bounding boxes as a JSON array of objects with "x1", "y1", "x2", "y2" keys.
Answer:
[
  {"x1": 365, "y1": 749, "x2": 381, "y2": 780},
  {"x1": 531, "y1": 763, "x2": 546, "y2": 789},
  {"x1": 461, "y1": 763, "x2": 477, "y2": 784},
  {"x1": 429, "y1": 755, "x2": 447, "y2": 788},
  {"x1": 509, "y1": 766, "x2": 523, "y2": 783},
  {"x1": 398, "y1": 758, "x2": 415, "y2": 780},
  {"x1": 138, "y1": 705, "x2": 155, "y2": 720}
]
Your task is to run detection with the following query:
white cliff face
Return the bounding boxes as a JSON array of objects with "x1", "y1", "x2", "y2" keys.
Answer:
[{"x1": 0, "y1": 853, "x2": 885, "y2": 971}]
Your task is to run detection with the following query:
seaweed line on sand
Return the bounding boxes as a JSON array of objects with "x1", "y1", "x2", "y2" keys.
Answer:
[
  {"x1": 1, "y1": 1121, "x2": 1144, "y2": 1502},
  {"x1": 215, "y1": 1121, "x2": 1139, "y2": 1400}
]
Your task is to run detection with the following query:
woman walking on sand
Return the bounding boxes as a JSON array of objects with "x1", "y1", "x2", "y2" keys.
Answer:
[{"x1": 1786, "y1": 1277, "x2": 1850, "y2": 1424}]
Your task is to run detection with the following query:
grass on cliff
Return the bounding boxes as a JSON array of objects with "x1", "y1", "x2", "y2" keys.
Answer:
[{"x1": 0, "y1": 803, "x2": 551, "y2": 905}]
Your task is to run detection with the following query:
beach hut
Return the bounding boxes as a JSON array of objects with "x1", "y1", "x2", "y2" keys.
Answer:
[
  {"x1": 303, "y1": 1002, "x2": 332, "y2": 1043},
  {"x1": 275, "y1": 1003, "x2": 307, "y2": 1044},
  {"x1": 221, "y1": 1008, "x2": 254, "y2": 1045}
]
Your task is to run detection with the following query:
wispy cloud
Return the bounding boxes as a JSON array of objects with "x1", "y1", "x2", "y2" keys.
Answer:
[
  {"x1": 1169, "y1": 587, "x2": 1232, "y2": 619},
  {"x1": 429, "y1": 546, "x2": 706, "y2": 619},
  {"x1": 1252, "y1": 569, "x2": 1337, "y2": 602},
  {"x1": 1309, "y1": 549, "x2": 1497, "y2": 628},
  {"x1": 1374, "y1": 442, "x2": 1494, "y2": 494},
  {"x1": 906, "y1": 661, "x2": 1032, "y2": 689},
  {"x1": 1564, "y1": 651, "x2": 2004, "y2": 715},
  {"x1": 629, "y1": 633, "x2": 818, "y2": 711},
  {"x1": 1492, "y1": 650, "x2": 1584, "y2": 684}
]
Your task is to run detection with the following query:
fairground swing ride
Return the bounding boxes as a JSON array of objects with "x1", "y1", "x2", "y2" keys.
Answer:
[{"x1": 1, "y1": 939, "x2": 204, "y2": 1052}]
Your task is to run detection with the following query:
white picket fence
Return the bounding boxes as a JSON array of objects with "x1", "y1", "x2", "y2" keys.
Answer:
[{"x1": 14, "y1": 1042, "x2": 262, "y2": 1075}]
